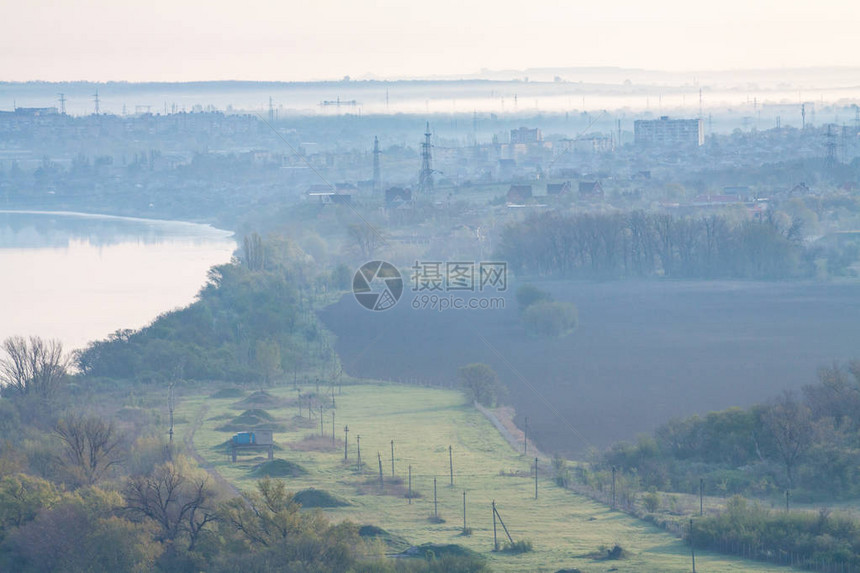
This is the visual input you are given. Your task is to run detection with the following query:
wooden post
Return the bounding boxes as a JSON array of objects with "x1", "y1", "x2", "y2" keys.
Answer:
[
  {"x1": 463, "y1": 491, "x2": 467, "y2": 533},
  {"x1": 434, "y1": 477, "x2": 438, "y2": 518},
  {"x1": 534, "y1": 457, "x2": 538, "y2": 500},
  {"x1": 449, "y1": 445, "x2": 454, "y2": 486},
  {"x1": 611, "y1": 465, "x2": 617, "y2": 509},
  {"x1": 690, "y1": 518, "x2": 696, "y2": 573},
  {"x1": 492, "y1": 500, "x2": 498, "y2": 551},
  {"x1": 343, "y1": 425, "x2": 349, "y2": 461},
  {"x1": 391, "y1": 440, "x2": 395, "y2": 476},
  {"x1": 408, "y1": 465, "x2": 412, "y2": 504},
  {"x1": 378, "y1": 452, "x2": 384, "y2": 488},
  {"x1": 494, "y1": 502, "x2": 514, "y2": 544}
]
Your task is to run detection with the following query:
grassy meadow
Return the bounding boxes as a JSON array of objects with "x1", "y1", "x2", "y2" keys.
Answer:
[{"x1": 176, "y1": 382, "x2": 790, "y2": 573}]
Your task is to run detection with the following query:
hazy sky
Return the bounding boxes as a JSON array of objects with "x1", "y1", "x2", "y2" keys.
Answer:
[{"x1": 2, "y1": 0, "x2": 858, "y2": 82}]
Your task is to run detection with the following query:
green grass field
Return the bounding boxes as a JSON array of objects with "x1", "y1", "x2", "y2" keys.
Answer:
[{"x1": 177, "y1": 382, "x2": 791, "y2": 573}]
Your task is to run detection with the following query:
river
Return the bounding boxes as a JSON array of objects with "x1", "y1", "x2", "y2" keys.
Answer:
[{"x1": 0, "y1": 211, "x2": 235, "y2": 351}]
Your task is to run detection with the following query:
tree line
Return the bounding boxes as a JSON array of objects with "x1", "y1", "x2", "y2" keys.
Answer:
[
  {"x1": 495, "y1": 210, "x2": 828, "y2": 280},
  {"x1": 601, "y1": 361, "x2": 860, "y2": 501}
]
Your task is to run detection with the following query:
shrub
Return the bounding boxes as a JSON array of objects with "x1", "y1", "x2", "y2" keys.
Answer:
[{"x1": 522, "y1": 301, "x2": 578, "y2": 338}]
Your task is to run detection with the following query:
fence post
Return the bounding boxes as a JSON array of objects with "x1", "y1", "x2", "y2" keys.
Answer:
[
  {"x1": 492, "y1": 500, "x2": 498, "y2": 551},
  {"x1": 434, "y1": 477, "x2": 438, "y2": 518}
]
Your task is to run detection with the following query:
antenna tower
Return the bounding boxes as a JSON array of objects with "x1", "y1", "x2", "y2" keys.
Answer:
[
  {"x1": 58, "y1": 93, "x2": 66, "y2": 115},
  {"x1": 372, "y1": 136, "x2": 381, "y2": 192},
  {"x1": 419, "y1": 122, "x2": 434, "y2": 193},
  {"x1": 268, "y1": 96, "x2": 274, "y2": 122},
  {"x1": 825, "y1": 124, "x2": 837, "y2": 169},
  {"x1": 93, "y1": 90, "x2": 100, "y2": 115}
]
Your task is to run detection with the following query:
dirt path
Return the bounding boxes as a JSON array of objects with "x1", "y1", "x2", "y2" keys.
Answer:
[{"x1": 184, "y1": 403, "x2": 241, "y2": 497}]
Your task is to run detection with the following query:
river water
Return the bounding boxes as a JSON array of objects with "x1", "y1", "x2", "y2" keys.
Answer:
[{"x1": 0, "y1": 211, "x2": 235, "y2": 351}]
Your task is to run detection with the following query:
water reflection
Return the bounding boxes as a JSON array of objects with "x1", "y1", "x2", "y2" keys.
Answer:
[{"x1": 0, "y1": 211, "x2": 235, "y2": 351}]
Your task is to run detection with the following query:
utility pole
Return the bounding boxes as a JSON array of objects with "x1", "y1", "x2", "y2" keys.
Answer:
[
  {"x1": 344, "y1": 425, "x2": 349, "y2": 461},
  {"x1": 93, "y1": 90, "x2": 100, "y2": 115},
  {"x1": 434, "y1": 477, "x2": 438, "y2": 518},
  {"x1": 390, "y1": 440, "x2": 395, "y2": 476},
  {"x1": 534, "y1": 457, "x2": 538, "y2": 500},
  {"x1": 449, "y1": 445, "x2": 454, "y2": 486},
  {"x1": 57, "y1": 93, "x2": 66, "y2": 115},
  {"x1": 690, "y1": 518, "x2": 696, "y2": 573}
]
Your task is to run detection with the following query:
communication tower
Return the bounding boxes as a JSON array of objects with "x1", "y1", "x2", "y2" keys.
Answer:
[
  {"x1": 419, "y1": 122, "x2": 434, "y2": 193},
  {"x1": 372, "y1": 136, "x2": 381, "y2": 192}
]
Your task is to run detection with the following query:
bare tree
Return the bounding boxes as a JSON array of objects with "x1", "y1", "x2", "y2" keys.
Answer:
[
  {"x1": 242, "y1": 232, "x2": 265, "y2": 271},
  {"x1": 124, "y1": 461, "x2": 217, "y2": 551},
  {"x1": 55, "y1": 414, "x2": 124, "y2": 486},
  {"x1": 761, "y1": 391, "x2": 813, "y2": 489},
  {"x1": 0, "y1": 336, "x2": 69, "y2": 398},
  {"x1": 347, "y1": 223, "x2": 383, "y2": 259}
]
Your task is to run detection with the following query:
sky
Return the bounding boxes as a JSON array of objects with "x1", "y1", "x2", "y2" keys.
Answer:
[{"x1": 1, "y1": 0, "x2": 859, "y2": 82}]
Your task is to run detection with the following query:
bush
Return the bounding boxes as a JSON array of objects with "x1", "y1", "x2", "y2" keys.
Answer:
[
  {"x1": 515, "y1": 284, "x2": 552, "y2": 310},
  {"x1": 500, "y1": 539, "x2": 533, "y2": 553},
  {"x1": 522, "y1": 301, "x2": 578, "y2": 338}
]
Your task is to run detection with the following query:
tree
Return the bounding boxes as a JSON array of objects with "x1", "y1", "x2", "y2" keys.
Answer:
[
  {"x1": 515, "y1": 284, "x2": 552, "y2": 311},
  {"x1": 347, "y1": 223, "x2": 383, "y2": 259},
  {"x1": 55, "y1": 414, "x2": 124, "y2": 486},
  {"x1": 458, "y1": 363, "x2": 501, "y2": 407},
  {"x1": 521, "y1": 301, "x2": 578, "y2": 338},
  {"x1": 0, "y1": 336, "x2": 69, "y2": 399},
  {"x1": 761, "y1": 391, "x2": 813, "y2": 489},
  {"x1": 124, "y1": 460, "x2": 218, "y2": 552},
  {"x1": 242, "y1": 232, "x2": 265, "y2": 271}
]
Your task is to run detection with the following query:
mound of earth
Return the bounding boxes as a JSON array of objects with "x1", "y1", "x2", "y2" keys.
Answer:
[
  {"x1": 210, "y1": 387, "x2": 245, "y2": 399},
  {"x1": 400, "y1": 543, "x2": 482, "y2": 560},
  {"x1": 233, "y1": 391, "x2": 283, "y2": 409},
  {"x1": 293, "y1": 488, "x2": 350, "y2": 508},
  {"x1": 250, "y1": 459, "x2": 307, "y2": 477},
  {"x1": 359, "y1": 525, "x2": 411, "y2": 553},
  {"x1": 216, "y1": 409, "x2": 285, "y2": 432}
]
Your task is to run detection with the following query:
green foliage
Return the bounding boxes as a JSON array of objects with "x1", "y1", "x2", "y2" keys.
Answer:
[
  {"x1": 603, "y1": 361, "x2": 860, "y2": 500},
  {"x1": 693, "y1": 499, "x2": 860, "y2": 568},
  {"x1": 497, "y1": 210, "x2": 812, "y2": 279},
  {"x1": 500, "y1": 539, "x2": 534, "y2": 553},
  {"x1": 1, "y1": 485, "x2": 162, "y2": 573},
  {"x1": 457, "y1": 363, "x2": 502, "y2": 407},
  {"x1": 521, "y1": 301, "x2": 578, "y2": 338},
  {"x1": 515, "y1": 284, "x2": 552, "y2": 310},
  {"x1": 642, "y1": 488, "x2": 661, "y2": 513},
  {"x1": 75, "y1": 235, "x2": 329, "y2": 384},
  {"x1": 0, "y1": 473, "x2": 63, "y2": 537}
]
